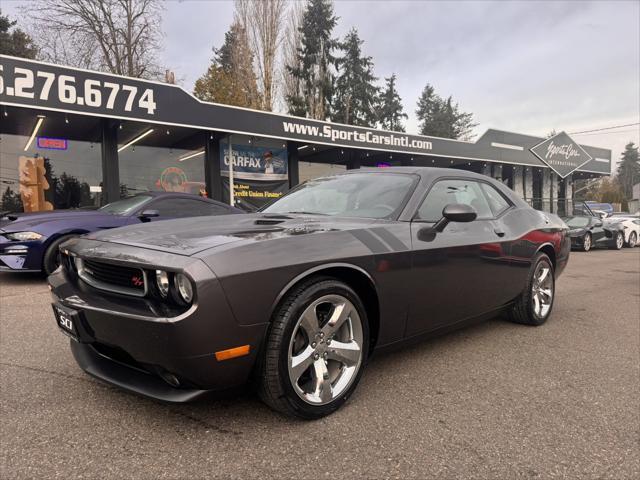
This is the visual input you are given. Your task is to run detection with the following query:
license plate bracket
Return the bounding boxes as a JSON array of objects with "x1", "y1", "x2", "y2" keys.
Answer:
[{"x1": 53, "y1": 304, "x2": 81, "y2": 341}]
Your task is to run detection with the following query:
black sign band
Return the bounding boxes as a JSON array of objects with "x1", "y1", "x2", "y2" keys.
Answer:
[{"x1": 0, "y1": 55, "x2": 611, "y2": 174}]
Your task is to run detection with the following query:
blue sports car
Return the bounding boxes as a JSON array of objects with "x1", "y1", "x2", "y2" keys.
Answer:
[{"x1": 0, "y1": 192, "x2": 242, "y2": 274}]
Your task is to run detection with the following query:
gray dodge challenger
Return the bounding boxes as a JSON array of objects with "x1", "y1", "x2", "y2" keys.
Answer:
[{"x1": 49, "y1": 167, "x2": 570, "y2": 418}]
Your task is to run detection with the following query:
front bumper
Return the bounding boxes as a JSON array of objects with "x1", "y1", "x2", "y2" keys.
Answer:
[
  {"x1": 70, "y1": 341, "x2": 210, "y2": 402},
  {"x1": 0, "y1": 238, "x2": 45, "y2": 272},
  {"x1": 569, "y1": 235, "x2": 584, "y2": 249},
  {"x1": 49, "y1": 240, "x2": 268, "y2": 402}
]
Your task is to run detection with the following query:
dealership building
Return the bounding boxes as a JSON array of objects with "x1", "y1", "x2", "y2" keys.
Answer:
[{"x1": 1, "y1": 55, "x2": 612, "y2": 215}]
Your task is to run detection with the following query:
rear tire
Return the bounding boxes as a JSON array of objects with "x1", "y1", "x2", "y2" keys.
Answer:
[
  {"x1": 581, "y1": 232, "x2": 592, "y2": 252},
  {"x1": 43, "y1": 234, "x2": 77, "y2": 275},
  {"x1": 626, "y1": 231, "x2": 637, "y2": 248},
  {"x1": 609, "y1": 231, "x2": 624, "y2": 250},
  {"x1": 507, "y1": 253, "x2": 555, "y2": 326},
  {"x1": 258, "y1": 277, "x2": 369, "y2": 419}
]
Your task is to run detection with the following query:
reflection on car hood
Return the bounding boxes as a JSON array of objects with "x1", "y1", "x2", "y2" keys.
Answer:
[
  {"x1": 0, "y1": 209, "x2": 112, "y2": 232},
  {"x1": 85, "y1": 213, "x2": 381, "y2": 256}
]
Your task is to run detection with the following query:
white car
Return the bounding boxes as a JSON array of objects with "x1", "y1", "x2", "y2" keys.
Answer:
[{"x1": 606, "y1": 216, "x2": 640, "y2": 247}]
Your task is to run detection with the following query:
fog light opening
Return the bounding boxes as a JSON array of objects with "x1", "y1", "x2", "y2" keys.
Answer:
[{"x1": 159, "y1": 371, "x2": 180, "y2": 387}]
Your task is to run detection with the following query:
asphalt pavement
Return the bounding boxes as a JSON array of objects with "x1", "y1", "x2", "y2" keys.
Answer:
[{"x1": 1, "y1": 248, "x2": 639, "y2": 479}]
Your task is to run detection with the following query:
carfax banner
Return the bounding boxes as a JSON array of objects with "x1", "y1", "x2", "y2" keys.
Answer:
[
  {"x1": 219, "y1": 142, "x2": 288, "y2": 181},
  {"x1": 219, "y1": 142, "x2": 289, "y2": 210}
]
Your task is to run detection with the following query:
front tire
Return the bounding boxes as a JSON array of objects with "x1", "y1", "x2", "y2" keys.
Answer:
[
  {"x1": 581, "y1": 232, "x2": 592, "y2": 252},
  {"x1": 43, "y1": 234, "x2": 77, "y2": 275},
  {"x1": 610, "y1": 231, "x2": 624, "y2": 250},
  {"x1": 258, "y1": 277, "x2": 369, "y2": 419},
  {"x1": 626, "y1": 231, "x2": 637, "y2": 248},
  {"x1": 507, "y1": 253, "x2": 555, "y2": 326}
]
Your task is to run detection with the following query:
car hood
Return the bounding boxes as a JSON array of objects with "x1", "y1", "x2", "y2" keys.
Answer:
[
  {"x1": 85, "y1": 213, "x2": 383, "y2": 256},
  {"x1": 0, "y1": 210, "x2": 116, "y2": 233}
]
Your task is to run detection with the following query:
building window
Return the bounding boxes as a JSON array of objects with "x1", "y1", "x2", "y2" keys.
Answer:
[
  {"x1": 0, "y1": 133, "x2": 102, "y2": 213},
  {"x1": 118, "y1": 144, "x2": 206, "y2": 198}
]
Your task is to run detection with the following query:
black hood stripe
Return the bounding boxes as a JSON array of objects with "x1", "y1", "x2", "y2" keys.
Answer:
[
  {"x1": 349, "y1": 230, "x2": 390, "y2": 254},
  {"x1": 370, "y1": 227, "x2": 408, "y2": 251}
]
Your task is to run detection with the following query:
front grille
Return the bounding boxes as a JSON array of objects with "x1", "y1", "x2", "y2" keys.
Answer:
[{"x1": 78, "y1": 258, "x2": 147, "y2": 297}]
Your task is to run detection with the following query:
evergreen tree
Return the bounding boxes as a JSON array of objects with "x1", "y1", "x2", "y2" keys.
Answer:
[
  {"x1": 1, "y1": 186, "x2": 23, "y2": 213},
  {"x1": 377, "y1": 74, "x2": 407, "y2": 132},
  {"x1": 286, "y1": 0, "x2": 338, "y2": 120},
  {"x1": 194, "y1": 22, "x2": 261, "y2": 109},
  {"x1": 416, "y1": 83, "x2": 476, "y2": 140},
  {"x1": 332, "y1": 28, "x2": 378, "y2": 127},
  {"x1": 0, "y1": 10, "x2": 37, "y2": 58},
  {"x1": 616, "y1": 142, "x2": 640, "y2": 199}
]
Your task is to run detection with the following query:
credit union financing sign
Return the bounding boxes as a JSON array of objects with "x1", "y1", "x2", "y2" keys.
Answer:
[{"x1": 530, "y1": 131, "x2": 593, "y2": 178}]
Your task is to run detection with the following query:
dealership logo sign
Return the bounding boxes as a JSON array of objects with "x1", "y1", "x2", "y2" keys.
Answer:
[{"x1": 530, "y1": 131, "x2": 593, "y2": 178}]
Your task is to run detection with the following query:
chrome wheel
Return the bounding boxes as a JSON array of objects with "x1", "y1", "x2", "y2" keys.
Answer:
[
  {"x1": 287, "y1": 294, "x2": 363, "y2": 405},
  {"x1": 629, "y1": 232, "x2": 637, "y2": 248},
  {"x1": 616, "y1": 232, "x2": 624, "y2": 249},
  {"x1": 583, "y1": 233, "x2": 591, "y2": 251},
  {"x1": 532, "y1": 262, "x2": 553, "y2": 319}
]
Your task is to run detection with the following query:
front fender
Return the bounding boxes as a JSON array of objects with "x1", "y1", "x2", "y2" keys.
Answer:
[{"x1": 197, "y1": 230, "x2": 377, "y2": 327}]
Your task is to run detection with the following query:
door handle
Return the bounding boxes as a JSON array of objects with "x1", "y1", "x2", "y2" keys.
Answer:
[{"x1": 494, "y1": 228, "x2": 505, "y2": 237}]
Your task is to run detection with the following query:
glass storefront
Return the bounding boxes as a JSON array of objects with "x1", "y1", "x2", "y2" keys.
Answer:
[
  {"x1": 118, "y1": 144, "x2": 206, "y2": 198},
  {"x1": 0, "y1": 133, "x2": 102, "y2": 213}
]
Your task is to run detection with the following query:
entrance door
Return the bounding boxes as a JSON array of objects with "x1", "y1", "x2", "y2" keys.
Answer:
[{"x1": 406, "y1": 178, "x2": 514, "y2": 336}]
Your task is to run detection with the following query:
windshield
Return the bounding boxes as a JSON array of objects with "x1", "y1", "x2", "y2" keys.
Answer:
[
  {"x1": 262, "y1": 173, "x2": 416, "y2": 219},
  {"x1": 99, "y1": 195, "x2": 152, "y2": 215},
  {"x1": 564, "y1": 216, "x2": 590, "y2": 228}
]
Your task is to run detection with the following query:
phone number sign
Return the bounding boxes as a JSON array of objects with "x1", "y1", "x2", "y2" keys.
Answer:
[{"x1": 0, "y1": 57, "x2": 157, "y2": 118}]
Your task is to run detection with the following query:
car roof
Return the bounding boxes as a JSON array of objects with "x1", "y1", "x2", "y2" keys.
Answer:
[
  {"x1": 131, "y1": 192, "x2": 241, "y2": 211},
  {"x1": 135, "y1": 191, "x2": 200, "y2": 198},
  {"x1": 346, "y1": 166, "x2": 496, "y2": 181},
  {"x1": 340, "y1": 166, "x2": 530, "y2": 217}
]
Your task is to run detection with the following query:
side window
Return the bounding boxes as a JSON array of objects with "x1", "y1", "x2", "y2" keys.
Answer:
[
  {"x1": 480, "y1": 183, "x2": 511, "y2": 216},
  {"x1": 150, "y1": 198, "x2": 209, "y2": 218},
  {"x1": 190, "y1": 201, "x2": 233, "y2": 216},
  {"x1": 416, "y1": 179, "x2": 493, "y2": 222}
]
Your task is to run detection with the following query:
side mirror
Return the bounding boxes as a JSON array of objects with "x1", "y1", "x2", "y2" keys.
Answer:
[
  {"x1": 594, "y1": 221, "x2": 603, "y2": 228},
  {"x1": 417, "y1": 203, "x2": 477, "y2": 241},
  {"x1": 138, "y1": 209, "x2": 159, "y2": 222},
  {"x1": 433, "y1": 203, "x2": 477, "y2": 232}
]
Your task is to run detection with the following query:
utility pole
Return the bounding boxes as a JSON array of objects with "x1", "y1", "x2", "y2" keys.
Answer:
[{"x1": 228, "y1": 135, "x2": 234, "y2": 206}]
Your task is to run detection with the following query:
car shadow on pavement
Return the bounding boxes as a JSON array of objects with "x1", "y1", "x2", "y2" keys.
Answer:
[
  {"x1": 0, "y1": 272, "x2": 46, "y2": 286},
  {"x1": 82, "y1": 315, "x2": 512, "y2": 431}
]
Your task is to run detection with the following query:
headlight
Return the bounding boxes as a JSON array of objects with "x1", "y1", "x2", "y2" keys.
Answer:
[
  {"x1": 174, "y1": 273, "x2": 193, "y2": 304},
  {"x1": 4, "y1": 231, "x2": 43, "y2": 241},
  {"x1": 155, "y1": 270, "x2": 170, "y2": 297}
]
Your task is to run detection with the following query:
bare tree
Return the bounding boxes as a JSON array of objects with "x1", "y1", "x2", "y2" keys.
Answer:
[
  {"x1": 280, "y1": 0, "x2": 303, "y2": 113},
  {"x1": 25, "y1": 0, "x2": 164, "y2": 79},
  {"x1": 235, "y1": 0, "x2": 286, "y2": 111}
]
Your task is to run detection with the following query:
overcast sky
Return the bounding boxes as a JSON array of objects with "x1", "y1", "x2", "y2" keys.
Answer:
[{"x1": 5, "y1": 0, "x2": 640, "y2": 167}]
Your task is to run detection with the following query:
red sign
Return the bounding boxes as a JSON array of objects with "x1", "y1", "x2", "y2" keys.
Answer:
[{"x1": 37, "y1": 137, "x2": 68, "y2": 150}]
